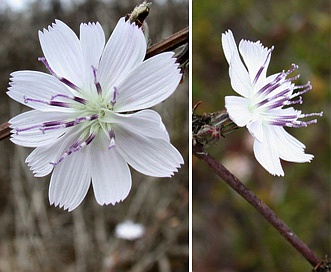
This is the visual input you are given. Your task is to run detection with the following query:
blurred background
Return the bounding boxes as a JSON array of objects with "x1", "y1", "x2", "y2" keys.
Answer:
[
  {"x1": 0, "y1": 0, "x2": 188, "y2": 271},
  {"x1": 193, "y1": 0, "x2": 330, "y2": 271}
]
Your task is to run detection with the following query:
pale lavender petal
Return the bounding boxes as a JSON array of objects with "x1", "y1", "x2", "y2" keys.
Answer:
[
  {"x1": 26, "y1": 128, "x2": 83, "y2": 177},
  {"x1": 253, "y1": 125, "x2": 284, "y2": 176},
  {"x1": 10, "y1": 110, "x2": 73, "y2": 147},
  {"x1": 98, "y1": 17, "x2": 146, "y2": 96},
  {"x1": 49, "y1": 144, "x2": 92, "y2": 212},
  {"x1": 7, "y1": 71, "x2": 76, "y2": 112},
  {"x1": 228, "y1": 50, "x2": 252, "y2": 98},
  {"x1": 247, "y1": 120, "x2": 264, "y2": 143},
  {"x1": 239, "y1": 39, "x2": 270, "y2": 88},
  {"x1": 102, "y1": 109, "x2": 170, "y2": 141},
  {"x1": 271, "y1": 126, "x2": 314, "y2": 163},
  {"x1": 221, "y1": 30, "x2": 239, "y2": 64},
  {"x1": 225, "y1": 96, "x2": 252, "y2": 127},
  {"x1": 90, "y1": 133, "x2": 131, "y2": 205},
  {"x1": 79, "y1": 22, "x2": 105, "y2": 89},
  {"x1": 38, "y1": 20, "x2": 85, "y2": 89},
  {"x1": 114, "y1": 125, "x2": 183, "y2": 177},
  {"x1": 114, "y1": 52, "x2": 181, "y2": 112}
]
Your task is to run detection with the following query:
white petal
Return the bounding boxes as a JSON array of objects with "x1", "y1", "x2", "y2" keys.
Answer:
[
  {"x1": 222, "y1": 30, "x2": 252, "y2": 97},
  {"x1": 247, "y1": 120, "x2": 264, "y2": 143},
  {"x1": 80, "y1": 22, "x2": 105, "y2": 70},
  {"x1": 39, "y1": 20, "x2": 85, "y2": 89},
  {"x1": 114, "y1": 125, "x2": 183, "y2": 177},
  {"x1": 225, "y1": 96, "x2": 252, "y2": 127},
  {"x1": 49, "y1": 143, "x2": 91, "y2": 212},
  {"x1": 98, "y1": 17, "x2": 146, "y2": 96},
  {"x1": 102, "y1": 109, "x2": 170, "y2": 141},
  {"x1": 90, "y1": 133, "x2": 131, "y2": 205},
  {"x1": 221, "y1": 30, "x2": 239, "y2": 64},
  {"x1": 239, "y1": 39, "x2": 270, "y2": 87},
  {"x1": 9, "y1": 110, "x2": 73, "y2": 147},
  {"x1": 114, "y1": 52, "x2": 181, "y2": 112},
  {"x1": 7, "y1": 71, "x2": 76, "y2": 112},
  {"x1": 26, "y1": 146, "x2": 56, "y2": 177},
  {"x1": 271, "y1": 126, "x2": 314, "y2": 163},
  {"x1": 79, "y1": 22, "x2": 105, "y2": 89},
  {"x1": 228, "y1": 51, "x2": 252, "y2": 97},
  {"x1": 26, "y1": 128, "x2": 83, "y2": 177},
  {"x1": 253, "y1": 127, "x2": 284, "y2": 176}
]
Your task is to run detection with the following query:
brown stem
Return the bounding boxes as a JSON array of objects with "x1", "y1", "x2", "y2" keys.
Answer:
[
  {"x1": 0, "y1": 122, "x2": 10, "y2": 141},
  {"x1": 193, "y1": 143, "x2": 322, "y2": 268},
  {"x1": 145, "y1": 27, "x2": 189, "y2": 59},
  {"x1": 0, "y1": 27, "x2": 189, "y2": 141}
]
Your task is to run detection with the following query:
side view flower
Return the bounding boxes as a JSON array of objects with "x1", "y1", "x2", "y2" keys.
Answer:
[
  {"x1": 221, "y1": 30, "x2": 322, "y2": 176},
  {"x1": 7, "y1": 17, "x2": 183, "y2": 211}
]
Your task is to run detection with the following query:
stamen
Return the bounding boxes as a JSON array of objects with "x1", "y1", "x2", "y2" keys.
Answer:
[
  {"x1": 290, "y1": 82, "x2": 312, "y2": 99},
  {"x1": 92, "y1": 66, "x2": 102, "y2": 95},
  {"x1": 23, "y1": 95, "x2": 70, "y2": 108},
  {"x1": 23, "y1": 93, "x2": 87, "y2": 108},
  {"x1": 38, "y1": 57, "x2": 80, "y2": 91},
  {"x1": 258, "y1": 72, "x2": 284, "y2": 95},
  {"x1": 51, "y1": 94, "x2": 87, "y2": 105},
  {"x1": 111, "y1": 87, "x2": 118, "y2": 108},
  {"x1": 108, "y1": 129, "x2": 116, "y2": 149},
  {"x1": 14, "y1": 114, "x2": 99, "y2": 135},
  {"x1": 257, "y1": 88, "x2": 290, "y2": 108},
  {"x1": 50, "y1": 134, "x2": 96, "y2": 167},
  {"x1": 285, "y1": 97, "x2": 303, "y2": 106},
  {"x1": 49, "y1": 101, "x2": 70, "y2": 107},
  {"x1": 300, "y1": 112, "x2": 323, "y2": 118},
  {"x1": 73, "y1": 134, "x2": 96, "y2": 152},
  {"x1": 287, "y1": 119, "x2": 317, "y2": 128},
  {"x1": 286, "y1": 74, "x2": 300, "y2": 82},
  {"x1": 284, "y1": 64, "x2": 299, "y2": 77}
]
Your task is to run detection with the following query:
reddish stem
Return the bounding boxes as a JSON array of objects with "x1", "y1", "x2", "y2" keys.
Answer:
[{"x1": 193, "y1": 143, "x2": 322, "y2": 268}]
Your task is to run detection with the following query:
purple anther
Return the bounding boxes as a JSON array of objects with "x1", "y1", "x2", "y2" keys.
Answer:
[
  {"x1": 111, "y1": 87, "x2": 118, "y2": 107},
  {"x1": 51, "y1": 94, "x2": 87, "y2": 105},
  {"x1": 49, "y1": 101, "x2": 69, "y2": 107},
  {"x1": 65, "y1": 121, "x2": 76, "y2": 127},
  {"x1": 92, "y1": 66, "x2": 102, "y2": 95},
  {"x1": 90, "y1": 114, "x2": 99, "y2": 120},
  {"x1": 62, "y1": 115, "x2": 99, "y2": 128},
  {"x1": 108, "y1": 129, "x2": 116, "y2": 149},
  {"x1": 39, "y1": 57, "x2": 79, "y2": 91},
  {"x1": 85, "y1": 134, "x2": 96, "y2": 145},
  {"x1": 59, "y1": 78, "x2": 80, "y2": 91},
  {"x1": 291, "y1": 82, "x2": 312, "y2": 99},
  {"x1": 73, "y1": 96, "x2": 87, "y2": 104},
  {"x1": 72, "y1": 134, "x2": 95, "y2": 152},
  {"x1": 258, "y1": 72, "x2": 283, "y2": 95},
  {"x1": 253, "y1": 46, "x2": 274, "y2": 85},
  {"x1": 286, "y1": 97, "x2": 303, "y2": 106}
]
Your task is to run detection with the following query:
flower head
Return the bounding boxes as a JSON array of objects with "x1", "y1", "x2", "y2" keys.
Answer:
[
  {"x1": 221, "y1": 30, "x2": 322, "y2": 176},
  {"x1": 7, "y1": 18, "x2": 183, "y2": 211}
]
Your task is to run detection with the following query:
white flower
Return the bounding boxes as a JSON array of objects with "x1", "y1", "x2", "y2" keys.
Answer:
[
  {"x1": 114, "y1": 220, "x2": 145, "y2": 240},
  {"x1": 221, "y1": 30, "x2": 322, "y2": 176},
  {"x1": 7, "y1": 18, "x2": 183, "y2": 211}
]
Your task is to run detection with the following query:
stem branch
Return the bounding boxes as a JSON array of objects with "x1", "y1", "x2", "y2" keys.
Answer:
[{"x1": 193, "y1": 143, "x2": 321, "y2": 268}]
